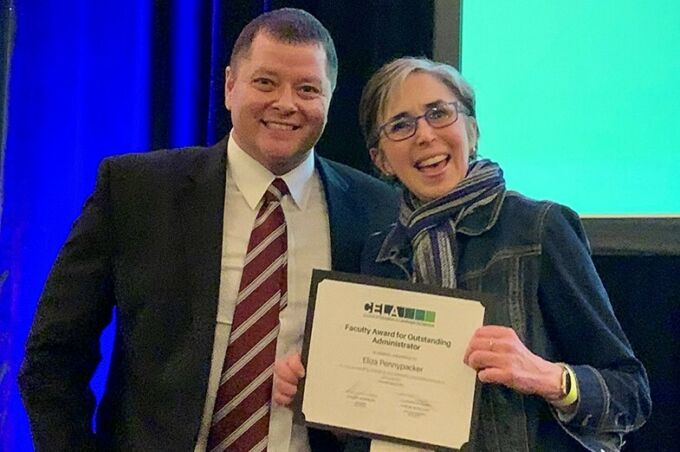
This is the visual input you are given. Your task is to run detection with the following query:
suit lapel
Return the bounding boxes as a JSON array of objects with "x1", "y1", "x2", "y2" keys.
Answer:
[
  {"x1": 316, "y1": 157, "x2": 364, "y2": 273},
  {"x1": 176, "y1": 139, "x2": 227, "y2": 327}
]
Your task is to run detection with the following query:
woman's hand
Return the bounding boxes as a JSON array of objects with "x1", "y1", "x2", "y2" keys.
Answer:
[
  {"x1": 273, "y1": 352, "x2": 306, "y2": 406},
  {"x1": 463, "y1": 325, "x2": 564, "y2": 401}
]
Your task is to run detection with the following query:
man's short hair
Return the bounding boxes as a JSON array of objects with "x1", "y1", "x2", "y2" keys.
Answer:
[{"x1": 230, "y1": 8, "x2": 338, "y2": 91}]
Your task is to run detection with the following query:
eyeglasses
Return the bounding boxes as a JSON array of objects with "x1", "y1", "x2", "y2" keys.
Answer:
[{"x1": 375, "y1": 101, "x2": 470, "y2": 143}]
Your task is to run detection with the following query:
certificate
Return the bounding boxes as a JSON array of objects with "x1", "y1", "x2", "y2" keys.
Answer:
[{"x1": 300, "y1": 270, "x2": 487, "y2": 451}]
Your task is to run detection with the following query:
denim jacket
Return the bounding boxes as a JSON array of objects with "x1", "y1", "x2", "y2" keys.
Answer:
[{"x1": 357, "y1": 191, "x2": 651, "y2": 452}]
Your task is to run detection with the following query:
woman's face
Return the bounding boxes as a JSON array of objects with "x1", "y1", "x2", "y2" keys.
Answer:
[{"x1": 371, "y1": 72, "x2": 477, "y2": 202}]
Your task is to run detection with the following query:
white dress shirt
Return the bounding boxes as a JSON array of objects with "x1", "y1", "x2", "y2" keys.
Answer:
[{"x1": 195, "y1": 133, "x2": 331, "y2": 452}]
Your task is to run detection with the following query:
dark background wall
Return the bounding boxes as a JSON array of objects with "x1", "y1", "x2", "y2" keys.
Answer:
[
  {"x1": 595, "y1": 254, "x2": 680, "y2": 450},
  {"x1": 584, "y1": 219, "x2": 680, "y2": 451}
]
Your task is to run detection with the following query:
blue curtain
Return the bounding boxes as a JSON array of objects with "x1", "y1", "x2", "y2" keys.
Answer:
[
  {"x1": 1, "y1": 0, "x2": 18, "y2": 446},
  {"x1": 1, "y1": 3, "x2": 154, "y2": 449},
  {"x1": 0, "y1": 1, "x2": 434, "y2": 449}
]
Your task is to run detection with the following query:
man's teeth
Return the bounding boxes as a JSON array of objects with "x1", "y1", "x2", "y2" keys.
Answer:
[
  {"x1": 266, "y1": 122, "x2": 296, "y2": 131},
  {"x1": 417, "y1": 155, "x2": 447, "y2": 168}
]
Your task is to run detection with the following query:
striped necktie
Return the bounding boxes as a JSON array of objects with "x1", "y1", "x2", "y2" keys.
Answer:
[{"x1": 208, "y1": 178, "x2": 289, "y2": 452}]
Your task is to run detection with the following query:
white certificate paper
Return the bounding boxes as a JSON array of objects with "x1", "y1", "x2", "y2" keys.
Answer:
[{"x1": 300, "y1": 270, "x2": 486, "y2": 451}]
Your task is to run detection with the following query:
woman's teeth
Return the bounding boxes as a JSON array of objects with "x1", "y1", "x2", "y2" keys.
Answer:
[{"x1": 416, "y1": 155, "x2": 448, "y2": 169}]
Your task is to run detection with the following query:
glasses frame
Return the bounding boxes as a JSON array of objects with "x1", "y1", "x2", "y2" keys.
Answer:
[{"x1": 374, "y1": 101, "x2": 470, "y2": 145}]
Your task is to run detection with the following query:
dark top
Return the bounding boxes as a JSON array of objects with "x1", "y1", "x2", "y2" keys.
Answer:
[
  {"x1": 357, "y1": 190, "x2": 651, "y2": 452},
  {"x1": 18, "y1": 137, "x2": 400, "y2": 452}
]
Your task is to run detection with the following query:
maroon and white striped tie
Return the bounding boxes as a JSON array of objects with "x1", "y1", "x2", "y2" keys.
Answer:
[{"x1": 208, "y1": 178, "x2": 289, "y2": 452}]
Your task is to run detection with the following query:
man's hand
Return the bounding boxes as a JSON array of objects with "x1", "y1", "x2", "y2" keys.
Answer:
[{"x1": 273, "y1": 352, "x2": 306, "y2": 406}]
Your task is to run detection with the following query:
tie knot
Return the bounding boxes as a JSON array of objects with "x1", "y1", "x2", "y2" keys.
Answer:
[{"x1": 264, "y1": 178, "x2": 289, "y2": 203}]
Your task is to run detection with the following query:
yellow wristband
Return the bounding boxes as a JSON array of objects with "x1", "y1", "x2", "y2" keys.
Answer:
[{"x1": 552, "y1": 364, "x2": 578, "y2": 408}]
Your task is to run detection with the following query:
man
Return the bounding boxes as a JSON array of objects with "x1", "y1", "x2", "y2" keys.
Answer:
[{"x1": 19, "y1": 8, "x2": 399, "y2": 451}]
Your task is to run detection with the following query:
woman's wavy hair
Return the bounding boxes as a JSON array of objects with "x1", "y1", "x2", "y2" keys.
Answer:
[{"x1": 359, "y1": 57, "x2": 479, "y2": 161}]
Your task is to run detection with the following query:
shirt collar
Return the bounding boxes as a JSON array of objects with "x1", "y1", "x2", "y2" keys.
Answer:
[{"x1": 226, "y1": 131, "x2": 316, "y2": 210}]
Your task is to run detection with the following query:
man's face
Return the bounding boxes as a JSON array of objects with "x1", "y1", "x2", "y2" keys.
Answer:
[{"x1": 225, "y1": 33, "x2": 333, "y2": 175}]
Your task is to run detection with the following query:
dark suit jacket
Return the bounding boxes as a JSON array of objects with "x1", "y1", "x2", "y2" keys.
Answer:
[{"x1": 18, "y1": 138, "x2": 400, "y2": 451}]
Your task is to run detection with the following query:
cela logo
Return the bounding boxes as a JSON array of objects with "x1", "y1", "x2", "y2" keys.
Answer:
[{"x1": 364, "y1": 302, "x2": 435, "y2": 324}]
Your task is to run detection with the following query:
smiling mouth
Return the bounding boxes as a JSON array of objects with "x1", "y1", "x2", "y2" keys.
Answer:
[
  {"x1": 415, "y1": 154, "x2": 450, "y2": 172},
  {"x1": 262, "y1": 120, "x2": 300, "y2": 131}
]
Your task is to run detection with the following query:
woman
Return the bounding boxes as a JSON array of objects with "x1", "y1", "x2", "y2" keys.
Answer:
[{"x1": 274, "y1": 57, "x2": 650, "y2": 451}]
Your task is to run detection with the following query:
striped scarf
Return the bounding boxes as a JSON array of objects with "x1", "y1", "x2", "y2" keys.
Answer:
[{"x1": 392, "y1": 159, "x2": 505, "y2": 288}]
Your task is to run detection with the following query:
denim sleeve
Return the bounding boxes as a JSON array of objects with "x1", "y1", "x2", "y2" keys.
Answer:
[{"x1": 537, "y1": 203, "x2": 651, "y2": 449}]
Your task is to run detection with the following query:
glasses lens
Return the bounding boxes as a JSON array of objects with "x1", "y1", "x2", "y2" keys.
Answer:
[
  {"x1": 385, "y1": 118, "x2": 415, "y2": 141},
  {"x1": 426, "y1": 103, "x2": 457, "y2": 127}
]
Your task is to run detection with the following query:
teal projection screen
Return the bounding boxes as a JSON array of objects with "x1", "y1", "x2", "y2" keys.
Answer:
[{"x1": 460, "y1": 1, "x2": 679, "y2": 215}]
